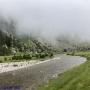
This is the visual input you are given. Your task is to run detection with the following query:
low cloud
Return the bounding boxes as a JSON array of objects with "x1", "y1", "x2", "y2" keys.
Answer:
[{"x1": 0, "y1": 0, "x2": 90, "y2": 40}]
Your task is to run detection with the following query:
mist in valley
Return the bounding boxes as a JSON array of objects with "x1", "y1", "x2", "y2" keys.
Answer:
[{"x1": 0, "y1": 0, "x2": 90, "y2": 51}]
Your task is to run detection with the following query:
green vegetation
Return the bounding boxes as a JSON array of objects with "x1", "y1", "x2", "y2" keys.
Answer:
[
  {"x1": 0, "y1": 30, "x2": 55, "y2": 62},
  {"x1": 0, "y1": 52, "x2": 53, "y2": 63},
  {"x1": 12, "y1": 52, "x2": 53, "y2": 61},
  {"x1": 0, "y1": 17, "x2": 55, "y2": 62},
  {"x1": 37, "y1": 52, "x2": 90, "y2": 90},
  {"x1": 67, "y1": 51, "x2": 90, "y2": 60},
  {"x1": 0, "y1": 56, "x2": 12, "y2": 63}
]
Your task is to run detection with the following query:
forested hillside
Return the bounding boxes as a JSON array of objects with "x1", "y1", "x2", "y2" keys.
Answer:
[
  {"x1": 0, "y1": 17, "x2": 54, "y2": 56},
  {"x1": 0, "y1": 17, "x2": 89, "y2": 57}
]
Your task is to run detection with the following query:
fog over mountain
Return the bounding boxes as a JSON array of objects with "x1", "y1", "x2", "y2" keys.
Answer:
[{"x1": 0, "y1": 0, "x2": 90, "y2": 40}]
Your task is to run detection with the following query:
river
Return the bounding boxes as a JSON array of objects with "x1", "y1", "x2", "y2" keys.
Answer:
[{"x1": 0, "y1": 55, "x2": 86, "y2": 90}]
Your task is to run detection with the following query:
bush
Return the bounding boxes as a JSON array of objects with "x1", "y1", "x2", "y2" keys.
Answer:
[
  {"x1": 23, "y1": 54, "x2": 32, "y2": 60},
  {"x1": 12, "y1": 56, "x2": 16, "y2": 60},
  {"x1": 9, "y1": 58, "x2": 12, "y2": 61},
  {"x1": 12, "y1": 52, "x2": 54, "y2": 61},
  {"x1": 32, "y1": 53, "x2": 36, "y2": 57},
  {"x1": 12, "y1": 55, "x2": 23, "y2": 60},
  {"x1": 40, "y1": 53, "x2": 46, "y2": 58},
  {"x1": 35, "y1": 53, "x2": 40, "y2": 59},
  {"x1": 71, "y1": 52, "x2": 75, "y2": 56},
  {"x1": 19, "y1": 55, "x2": 23, "y2": 60},
  {"x1": 4, "y1": 57, "x2": 8, "y2": 61},
  {"x1": 45, "y1": 53, "x2": 49, "y2": 57},
  {"x1": 49, "y1": 53, "x2": 53, "y2": 57},
  {"x1": 0, "y1": 60, "x2": 3, "y2": 63}
]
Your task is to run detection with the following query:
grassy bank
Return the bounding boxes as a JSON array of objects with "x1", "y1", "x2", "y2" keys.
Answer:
[
  {"x1": 0, "y1": 52, "x2": 54, "y2": 63},
  {"x1": 38, "y1": 52, "x2": 90, "y2": 90}
]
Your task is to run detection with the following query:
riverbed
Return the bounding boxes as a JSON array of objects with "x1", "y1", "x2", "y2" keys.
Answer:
[{"x1": 0, "y1": 55, "x2": 86, "y2": 90}]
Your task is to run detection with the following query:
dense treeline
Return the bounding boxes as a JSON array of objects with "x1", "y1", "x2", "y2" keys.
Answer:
[
  {"x1": 0, "y1": 17, "x2": 54, "y2": 58},
  {"x1": 1, "y1": 17, "x2": 90, "y2": 58},
  {"x1": 0, "y1": 30, "x2": 54, "y2": 55}
]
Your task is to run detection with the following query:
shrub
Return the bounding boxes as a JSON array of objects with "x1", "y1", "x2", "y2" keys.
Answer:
[
  {"x1": 35, "y1": 53, "x2": 40, "y2": 59},
  {"x1": 49, "y1": 53, "x2": 53, "y2": 57},
  {"x1": 40, "y1": 53, "x2": 46, "y2": 58},
  {"x1": 23, "y1": 54, "x2": 32, "y2": 60},
  {"x1": 12, "y1": 56, "x2": 16, "y2": 60},
  {"x1": 0, "y1": 60, "x2": 3, "y2": 63},
  {"x1": 71, "y1": 52, "x2": 75, "y2": 56},
  {"x1": 12, "y1": 52, "x2": 54, "y2": 61},
  {"x1": 4, "y1": 57, "x2": 8, "y2": 61},
  {"x1": 32, "y1": 53, "x2": 36, "y2": 57},
  {"x1": 45, "y1": 53, "x2": 49, "y2": 57},
  {"x1": 18, "y1": 55, "x2": 23, "y2": 60},
  {"x1": 9, "y1": 57, "x2": 12, "y2": 61},
  {"x1": 12, "y1": 55, "x2": 23, "y2": 60}
]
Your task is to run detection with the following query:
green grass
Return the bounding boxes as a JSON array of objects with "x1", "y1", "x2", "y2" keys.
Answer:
[
  {"x1": 37, "y1": 52, "x2": 90, "y2": 90},
  {"x1": 0, "y1": 56, "x2": 12, "y2": 63}
]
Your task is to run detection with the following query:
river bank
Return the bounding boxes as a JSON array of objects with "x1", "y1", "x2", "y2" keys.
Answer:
[
  {"x1": 0, "y1": 57, "x2": 60, "y2": 73},
  {"x1": 0, "y1": 55, "x2": 86, "y2": 90},
  {"x1": 38, "y1": 53, "x2": 88, "y2": 90}
]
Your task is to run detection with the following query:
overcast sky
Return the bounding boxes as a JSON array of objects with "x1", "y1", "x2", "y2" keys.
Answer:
[{"x1": 0, "y1": 0, "x2": 90, "y2": 40}]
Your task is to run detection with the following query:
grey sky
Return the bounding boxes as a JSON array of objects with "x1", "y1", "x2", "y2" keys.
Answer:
[{"x1": 0, "y1": 0, "x2": 90, "y2": 40}]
